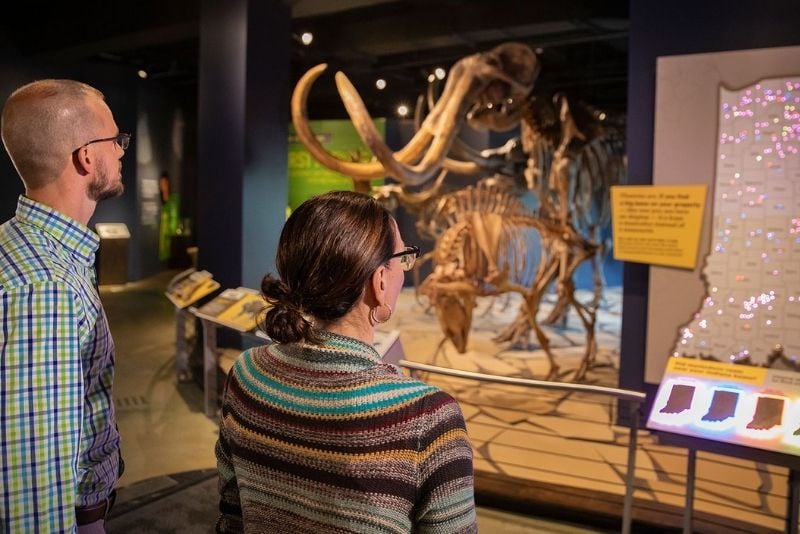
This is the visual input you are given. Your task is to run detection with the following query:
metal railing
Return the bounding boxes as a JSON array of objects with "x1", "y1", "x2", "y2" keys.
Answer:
[{"x1": 398, "y1": 359, "x2": 647, "y2": 534}]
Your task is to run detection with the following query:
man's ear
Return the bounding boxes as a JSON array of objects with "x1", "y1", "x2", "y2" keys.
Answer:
[
  {"x1": 369, "y1": 265, "x2": 387, "y2": 306},
  {"x1": 72, "y1": 147, "x2": 93, "y2": 176}
]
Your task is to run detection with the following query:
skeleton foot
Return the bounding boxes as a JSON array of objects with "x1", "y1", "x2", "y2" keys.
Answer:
[
  {"x1": 493, "y1": 313, "x2": 531, "y2": 347},
  {"x1": 573, "y1": 362, "x2": 589, "y2": 382},
  {"x1": 542, "y1": 295, "x2": 569, "y2": 326},
  {"x1": 572, "y1": 354, "x2": 599, "y2": 382},
  {"x1": 432, "y1": 337, "x2": 448, "y2": 364},
  {"x1": 544, "y1": 364, "x2": 561, "y2": 381}
]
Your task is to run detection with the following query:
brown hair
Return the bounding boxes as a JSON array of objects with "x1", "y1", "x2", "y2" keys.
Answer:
[
  {"x1": 261, "y1": 191, "x2": 395, "y2": 344},
  {"x1": 1, "y1": 79, "x2": 105, "y2": 189}
]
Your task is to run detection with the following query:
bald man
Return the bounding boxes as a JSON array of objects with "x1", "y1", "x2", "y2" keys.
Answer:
[{"x1": 0, "y1": 79, "x2": 129, "y2": 533}]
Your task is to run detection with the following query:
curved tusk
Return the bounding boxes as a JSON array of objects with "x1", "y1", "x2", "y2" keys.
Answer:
[
  {"x1": 336, "y1": 52, "x2": 493, "y2": 185},
  {"x1": 442, "y1": 157, "x2": 482, "y2": 175},
  {"x1": 293, "y1": 48, "x2": 526, "y2": 186},
  {"x1": 336, "y1": 72, "x2": 482, "y2": 183},
  {"x1": 292, "y1": 64, "x2": 441, "y2": 182},
  {"x1": 336, "y1": 71, "x2": 458, "y2": 185},
  {"x1": 422, "y1": 77, "x2": 485, "y2": 175},
  {"x1": 291, "y1": 64, "x2": 386, "y2": 180}
]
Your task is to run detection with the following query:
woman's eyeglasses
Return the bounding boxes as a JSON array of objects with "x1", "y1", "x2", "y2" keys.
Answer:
[{"x1": 386, "y1": 245, "x2": 419, "y2": 272}]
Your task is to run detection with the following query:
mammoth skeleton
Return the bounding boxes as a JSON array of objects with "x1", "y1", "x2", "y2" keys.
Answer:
[{"x1": 291, "y1": 42, "x2": 623, "y2": 381}]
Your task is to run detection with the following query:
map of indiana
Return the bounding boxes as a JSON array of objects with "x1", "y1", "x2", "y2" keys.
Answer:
[{"x1": 673, "y1": 78, "x2": 800, "y2": 365}]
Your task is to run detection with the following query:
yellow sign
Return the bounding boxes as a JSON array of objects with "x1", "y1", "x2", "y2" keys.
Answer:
[
  {"x1": 666, "y1": 357, "x2": 767, "y2": 385},
  {"x1": 611, "y1": 185, "x2": 707, "y2": 269},
  {"x1": 194, "y1": 287, "x2": 268, "y2": 332}
]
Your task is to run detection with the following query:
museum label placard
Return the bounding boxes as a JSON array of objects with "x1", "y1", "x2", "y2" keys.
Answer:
[
  {"x1": 194, "y1": 287, "x2": 268, "y2": 332},
  {"x1": 647, "y1": 357, "x2": 800, "y2": 457},
  {"x1": 611, "y1": 184, "x2": 707, "y2": 269},
  {"x1": 165, "y1": 269, "x2": 220, "y2": 309}
]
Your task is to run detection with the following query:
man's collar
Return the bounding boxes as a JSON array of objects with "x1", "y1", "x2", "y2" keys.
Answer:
[{"x1": 16, "y1": 195, "x2": 99, "y2": 265}]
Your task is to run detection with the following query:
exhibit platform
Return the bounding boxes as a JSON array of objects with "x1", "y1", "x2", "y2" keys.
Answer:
[{"x1": 385, "y1": 289, "x2": 790, "y2": 533}]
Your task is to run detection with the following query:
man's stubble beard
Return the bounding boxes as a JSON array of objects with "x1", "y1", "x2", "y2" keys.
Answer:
[{"x1": 87, "y1": 157, "x2": 124, "y2": 201}]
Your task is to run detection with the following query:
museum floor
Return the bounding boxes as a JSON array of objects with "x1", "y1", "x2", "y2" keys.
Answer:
[{"x1": 101, "y1": 271, "x2": 790, "y2": 533}]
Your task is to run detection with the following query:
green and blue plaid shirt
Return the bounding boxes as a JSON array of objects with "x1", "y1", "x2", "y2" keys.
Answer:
[{"x1": 1, "y1": 196, "x2": 121, "y2": 533}]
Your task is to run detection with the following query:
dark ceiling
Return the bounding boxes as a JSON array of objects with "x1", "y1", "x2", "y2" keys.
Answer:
[{"x1": 1, "y1": 0, "x2": 629, "y2": 119}]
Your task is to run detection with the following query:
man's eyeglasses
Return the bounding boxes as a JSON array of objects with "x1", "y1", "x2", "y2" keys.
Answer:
[
  {"x1": 386, "y1": 245, "x2": 420, "y2": 272},
  {"x1": 73, "y1": 133, "x2": 131, "y2": 154}
]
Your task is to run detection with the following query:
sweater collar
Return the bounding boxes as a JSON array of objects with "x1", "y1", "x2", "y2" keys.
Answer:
[{"x1": 276, "y1": 330, "x2": 383, "y2": 370}]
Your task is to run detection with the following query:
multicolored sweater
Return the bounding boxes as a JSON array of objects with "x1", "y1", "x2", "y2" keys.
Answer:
[{"x1": 215, "y1": 331, "x2": 477, "y2": 533}]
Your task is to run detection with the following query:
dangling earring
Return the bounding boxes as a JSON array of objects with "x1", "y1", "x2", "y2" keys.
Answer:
[{"x1": 369, "y1": 303, "x2": 392, "y2": 325}]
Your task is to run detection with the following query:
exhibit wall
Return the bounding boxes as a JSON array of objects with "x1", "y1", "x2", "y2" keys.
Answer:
[
  {"x1": 135, "y1": 84, "x2": 196, "y2": 278},
  {"x1": 196, "y1": 0, "x2": 291, "y2": 291},
  {"x1": 645, "y1": 45, "x2": 800, "y2": 384},
  {"x1": 623, "y1": 0, "x2": 800, "y2": 395},
  {"x1": 0, "y1": 36, "x2": 34, "y2": 221}
]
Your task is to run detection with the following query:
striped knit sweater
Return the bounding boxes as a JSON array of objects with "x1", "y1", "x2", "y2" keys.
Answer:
[{"x1": 215, "y1": 330, "x2": 477, "y2": 533}]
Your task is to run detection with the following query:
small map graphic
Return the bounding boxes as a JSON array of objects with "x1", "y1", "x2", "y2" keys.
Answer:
[{"x1": 673, "y1": 77, "x2": 800, "y2": 365}]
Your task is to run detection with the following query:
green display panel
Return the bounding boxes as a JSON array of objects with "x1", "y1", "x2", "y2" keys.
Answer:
[
  {"x1": 287, "y1": 119, "x2": 386, "y2": 212},
  {"x1": 159, "y1": 194, "x2": 180, "y2": 261}
]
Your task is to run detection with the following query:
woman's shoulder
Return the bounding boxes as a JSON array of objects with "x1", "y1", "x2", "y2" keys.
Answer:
[
  {"x1": 228, "y1": 345, "x2": 270, "y2": 376},
  {"x1": 376, "y1": 365, "x2": 466, "y2": 415}
]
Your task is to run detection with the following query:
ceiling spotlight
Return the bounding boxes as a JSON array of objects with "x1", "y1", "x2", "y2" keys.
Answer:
[
  {"x1": 427, "y1": 73, "x2": 436, "y2": 83},
  {"x1": 396, "y1": 104, "x2": 410, "y2": 118},
  {"x1": 375, "y1": 78, "x2": 387, "y2": 90},
  {"x1": 137, "y1": 69, "x2": 148, "y2": 79},
  {"x1": 434, "y1": 67, "x2": 446, "y2": 80},
  {"x1": 598, "y1": 112, "x2": 607, "y2": 121},
  {"x1": 301, "y1": 32, "x2": 313, "y2": 45},
  {"x1": 535, "y1": 47, "x2": 544, "y2": 54}
]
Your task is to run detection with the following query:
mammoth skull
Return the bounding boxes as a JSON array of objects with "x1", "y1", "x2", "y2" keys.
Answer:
[
  {"x1": 431, "y1": 289, "x2": 476, "y2": 354},
  {"x1": 465, "y1": 43, "x2": 539, "y2": 132}
]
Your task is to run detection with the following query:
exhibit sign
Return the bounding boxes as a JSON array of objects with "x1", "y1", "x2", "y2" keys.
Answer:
[
  {"x1": 95, "y1": 222, "x2": 131, "y2": 239},
  {"x1": 648, "y1": 357, "x2": 800, "y2": 456},
  {"x1": 165, "y1": 269, "x2": 220, "y2": 309},
  {"x1": 194, "y1": 287, "x2": 267, "y2": 332},
  {"x1": 287, "y1": 119, "x2": 386, "y2": 212},
  {"x1": 611, "y1": 184, "x2": 707, "y2": 269}
]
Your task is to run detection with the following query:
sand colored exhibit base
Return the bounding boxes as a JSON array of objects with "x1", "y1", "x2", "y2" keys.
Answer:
[{"x1": 383, "y1": 287, "x2": 791, "y2": 533}]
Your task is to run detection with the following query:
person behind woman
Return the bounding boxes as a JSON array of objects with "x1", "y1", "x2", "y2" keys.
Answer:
[{"x1": 215, "y1": 191, "x2": 477, "y2": 533}]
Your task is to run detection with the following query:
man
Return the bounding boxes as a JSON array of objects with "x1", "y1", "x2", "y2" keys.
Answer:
[{"x1": 0, "y1": 79, "x2": 128, "y2": 533}]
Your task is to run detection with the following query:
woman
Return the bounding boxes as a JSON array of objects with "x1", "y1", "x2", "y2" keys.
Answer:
[{"x1": 215, "y1": 191, "x2": 477, "y2": 533}]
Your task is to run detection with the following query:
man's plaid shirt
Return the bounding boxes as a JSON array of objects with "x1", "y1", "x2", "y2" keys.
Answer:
[{"x1": 0, "y1": 196, "x2": 120, "y2": 533}]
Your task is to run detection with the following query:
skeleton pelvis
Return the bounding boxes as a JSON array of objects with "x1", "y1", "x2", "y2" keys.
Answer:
[{"x1": 433, "y1": 291, "x2": 476, "y2": 353}]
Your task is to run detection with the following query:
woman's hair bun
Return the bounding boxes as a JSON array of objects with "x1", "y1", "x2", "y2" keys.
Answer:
[{"x1": 260, "y1": 274, "x2": 318, "y2": 344}]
